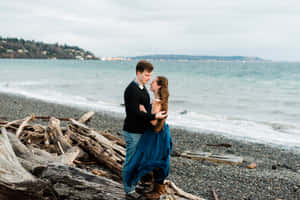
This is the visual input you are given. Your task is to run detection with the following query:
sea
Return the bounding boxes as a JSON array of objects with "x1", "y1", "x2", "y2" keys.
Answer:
[{"x1": 0, "y1": 59, "x2": 300, "y2": 150}]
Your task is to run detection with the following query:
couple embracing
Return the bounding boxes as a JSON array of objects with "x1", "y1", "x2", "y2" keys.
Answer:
[{"x1": 122, "y1": 60, "x2": 172, "y2": 199}]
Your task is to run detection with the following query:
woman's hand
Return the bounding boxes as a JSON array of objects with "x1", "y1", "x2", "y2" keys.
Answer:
[{"x1": 139, "y1": 104, "x2": 147, "y2": 113}]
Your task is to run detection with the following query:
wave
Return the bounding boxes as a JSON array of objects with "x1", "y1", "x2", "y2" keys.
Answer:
[
  {"x1": 168, "y1": 110, "x2": 300, "y2": 150},
  {"x1": 0, "y1": 80, "x2": 77, "y2": 89},
  {"x1": 1, "y1": 81, "x2": 48, "y2": 87},
  {"x1": 0, "y1": 86, "x2": 124, "y2": 114}
]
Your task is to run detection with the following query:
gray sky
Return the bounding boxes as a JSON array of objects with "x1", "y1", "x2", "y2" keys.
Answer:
[{"x1": 1, "y1": 0, "x2": 300, "y2": 61}]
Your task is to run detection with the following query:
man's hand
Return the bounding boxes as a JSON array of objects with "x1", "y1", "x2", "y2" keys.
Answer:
[
  {"x1": 139, "y1": 104, "x2": 147, "y2": 113},
  {"x1": 155, "y1": 111, "x2": 168, "y2": 119}
]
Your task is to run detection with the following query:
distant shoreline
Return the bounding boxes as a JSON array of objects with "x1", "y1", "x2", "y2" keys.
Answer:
[
  {"x1": 100, "y1": 54, "x2": 269, "y2": 62},
  {"x1": 129, "y1": 54, "x2": 267, "y2": 61},
  {"x1": 0, "y1": 57, "x2": 273, "y2": 63}
]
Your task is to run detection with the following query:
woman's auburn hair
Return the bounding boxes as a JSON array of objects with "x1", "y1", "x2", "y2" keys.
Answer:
[{"x1": 154, "y1": 76, "x2": 169, "y2": 133}]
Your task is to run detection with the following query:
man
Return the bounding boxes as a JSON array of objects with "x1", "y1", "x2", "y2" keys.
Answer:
[{"x1": 122, "y1": 60, "x2": 167, "y2": 199}]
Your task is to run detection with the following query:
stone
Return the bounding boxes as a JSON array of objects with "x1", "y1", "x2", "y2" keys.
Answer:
[{"x1": 247, "y1": 163, "x2": 256, "y2": 169}]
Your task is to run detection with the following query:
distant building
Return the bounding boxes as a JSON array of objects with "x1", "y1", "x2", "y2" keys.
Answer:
[
  {"x1": 101, "y1": 57, "x2": 131, "y2": 61},
  {"x1": 76, "y1": 55, "x2": 84, "y2": 60}
]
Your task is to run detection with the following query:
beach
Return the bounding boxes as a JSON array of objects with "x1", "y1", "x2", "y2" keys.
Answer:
[{"x1": 0, "y1": 92, "x2": 299, "y2": 200}]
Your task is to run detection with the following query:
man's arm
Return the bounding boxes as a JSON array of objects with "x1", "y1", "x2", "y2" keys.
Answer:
[
  {"x1": 138, "y1": 102, "x2": 167, "y2": 123},
  {"x1": 125, "y1": 87, "x2": 156, "y2": 121}
]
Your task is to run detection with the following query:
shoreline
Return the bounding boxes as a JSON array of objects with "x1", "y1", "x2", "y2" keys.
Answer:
[
  {"x1": 2, "y1": 90, "x2": 299, "y2": 153},
  {"x1": 0, "y1": 92, "x2": 299, "y2": 199}
]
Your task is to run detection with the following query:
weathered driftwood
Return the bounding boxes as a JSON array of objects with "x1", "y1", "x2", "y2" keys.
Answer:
[
  {"x1": 69, "y1": 127, "x2": 123, "y2": 177},
  {"x1": 0, "y1": 128, "x2": 36, "y2": 182},
  {"x1": 16, "y1": 114, "x2": 34, "y2": 138},
  {"x1": 165, "y1": 180, "x2": 205, "y2": 200},
  {"x1": 0, "y1": 128, "x2": 53, "y2": 200},
  {"x1": 47, "y1": 117, "x2": 72, "y2": 154},
  {"x1": 0, "y1": 120, "x2": 20, "y2": 131},
  {"x1": 91, "y1": 168, "x2": 121, "y2": 182},
  {"x1": 2, "y1": 119, "x2": 23, "y2": 128},
  {"x1": 7, "y1": 132, "x2": 79, "y2": 171},
  {"x1": 78, "y1": 111, "x2": 95, "y2": 124},
  {"x1": 212, "y1": 188, "x2": 219, "y2": 200},
  {"x1": 69, "y1": 119, "x2": 125, "y2": 177},
  {"x1": 34, "y1": 116, "x2": 71, "y2": 121},
  {"x1": 20, "y1": 130, "x2": 44, "y2": 146},
  {"x1": 181, "y1": 151, "x2": 243, "y2": 165},
  {"x1": 206, "y1": 143, "x2": 232, "y2": 148},
  {"x1": 101, "y1": 130, "x2": 126, "y2": 148},
  {"x1": 70, "y1": 119, "x2": 126, "y2": 157},
  {"x1": 7, "y1": 130, "x2": 126, "y2": 199},
  {"x1": 41, "y1": 164, "x2": 126, "y2": 200},
  {"x1": 6, "y1": 128, "x2": 125, "y2": 200}
]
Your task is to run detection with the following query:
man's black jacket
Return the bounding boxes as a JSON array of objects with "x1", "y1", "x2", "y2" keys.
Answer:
[{"x1": 123, "y1": 81, "x2": 155, "y2": 134}]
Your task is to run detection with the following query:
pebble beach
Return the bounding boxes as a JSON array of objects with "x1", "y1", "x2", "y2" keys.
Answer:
[{"x1": 0, "y1": 92, "x2": 299, "y2": 200}]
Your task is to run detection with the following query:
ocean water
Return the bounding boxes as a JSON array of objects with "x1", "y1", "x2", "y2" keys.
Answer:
[{"x1": 0, "y1": 59, "x2": 300, "y2": 150}]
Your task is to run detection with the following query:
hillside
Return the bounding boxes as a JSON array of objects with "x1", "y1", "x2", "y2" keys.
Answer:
[{"x1": 0, "y1": 37, "x2": 98, "y2": 60}]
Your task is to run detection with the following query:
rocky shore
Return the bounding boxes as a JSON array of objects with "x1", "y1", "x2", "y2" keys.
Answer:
[{"x1": 0, "y1": 92, "x2": 299, "y2": 200}]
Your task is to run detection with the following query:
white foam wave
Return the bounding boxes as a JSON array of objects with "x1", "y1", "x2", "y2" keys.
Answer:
[
  {"x1": 0, "y1": 86, "x2": 124, "y2": 114},
  {"x1": 167, "y1": 110, "x2": 300, "y2": 150}
]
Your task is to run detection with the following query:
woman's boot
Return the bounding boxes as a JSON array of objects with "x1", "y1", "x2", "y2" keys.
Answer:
[
  {"x1": 136, "y1": 173, "x2": 154, "y2": 194},
  {"x1": 145, "y1": 183, "x2": 166, "y2": 199}
]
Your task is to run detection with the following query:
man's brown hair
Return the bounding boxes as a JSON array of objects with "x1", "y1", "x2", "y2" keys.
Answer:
[{"x1": 136, "y1": 60, "x2": 154, "y2": 74}]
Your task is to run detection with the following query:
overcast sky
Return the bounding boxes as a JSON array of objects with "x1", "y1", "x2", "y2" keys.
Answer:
[{"x1": 1, "y1": 0, "x2": 300, "y2": 61}]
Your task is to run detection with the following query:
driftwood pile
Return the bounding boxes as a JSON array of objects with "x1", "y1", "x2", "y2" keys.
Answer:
[{"x1": 0, "y1": 112, "x2": 204, "y2": 200}]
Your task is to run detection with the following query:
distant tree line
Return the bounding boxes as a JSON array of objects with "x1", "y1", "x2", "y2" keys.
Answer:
[{"x1": 0, "y1": 36, "x2": 98, "y2": 60}]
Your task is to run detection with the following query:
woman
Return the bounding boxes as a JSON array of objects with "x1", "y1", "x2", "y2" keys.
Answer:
[{"x1": 123, "y1": 76, "x2": 172, "y2": 199}]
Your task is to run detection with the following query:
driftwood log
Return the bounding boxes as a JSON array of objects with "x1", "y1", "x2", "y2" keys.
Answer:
[
  {"x1": 16, "y1": 114, "x2": 35, "y2": 138},
  {"x1": 41, "y1": 164, "x2": 126, "y2": 200},
  {"x1": 8, "y1": 128, "x2": 126, "y2": 200},
  {"x1": 46, "y1": 117, "x2": 72, "y2": 154},
  {"x1": 78, "y1": 111, "x2": 95, "y2": 124},
  {"x1": 0, "y1": 128, "x2": 52, "y2": 200},
  {"x1": 0, "y1": 112, "x2": 205, "y2": 200},
  {"x1": 212, "y1": 188, "x2": 219, "y2": 200},
  {"x1": 181, "y1": 151, "x2": 243, "y2": 165},
  {"x1": 68, "y1": 119, "x2": 125, "y2": 178}
]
